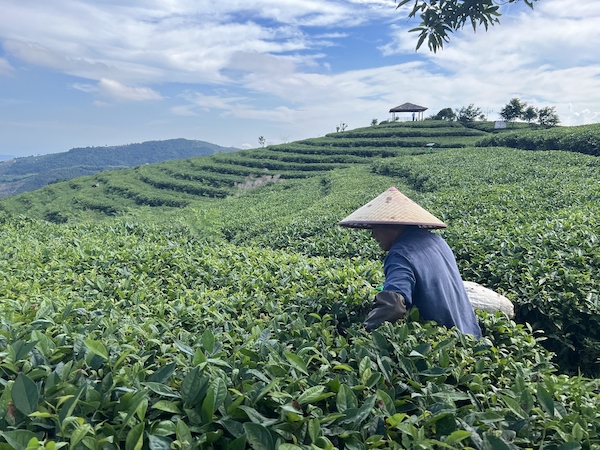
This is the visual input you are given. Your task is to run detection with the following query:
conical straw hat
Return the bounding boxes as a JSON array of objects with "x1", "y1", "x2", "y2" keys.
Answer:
[{"x1": 338, "y1": 187, "x2": 447, "y2": 229}]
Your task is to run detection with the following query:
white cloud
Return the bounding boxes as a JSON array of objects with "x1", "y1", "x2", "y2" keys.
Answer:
[
  {"x1": 3, "y1": 39, "x2": 113, "y2": 77},
  {"x1": 181, "y1": 92, "x2": 248, "y2": 112},
  {"x1": 231, "y1": 105, "x2": 298, "y2": 122},
  {"x1": 72, "y1": 82, "x2": 98, "y2": 93},
  {"x1": 0, "y1": 57, "x2": 14, "y2": 75},
  {"x1": 0, "y1": 0, "x2": 392, "y2": 86},
  {"x1": 227, "y1": 51, "x2": 297, "y2": 76},
  {"x1": 170, "y1": 105, "x2": 198, "y2": 116},
  {"x1": 98, "y1": 78, "x2": 163, "y2": 101},
  {"x1": 1, "y1": 0, "x2": 599, "y2": 156}
]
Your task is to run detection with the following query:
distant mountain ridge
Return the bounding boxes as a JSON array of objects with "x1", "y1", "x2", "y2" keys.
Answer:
[{"x1": 0, "y1": 138, "x2": 239, "y2": 198}]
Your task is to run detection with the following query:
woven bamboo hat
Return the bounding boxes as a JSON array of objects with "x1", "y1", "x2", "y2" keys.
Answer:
[{"x1": 338, "y1": 187, "x2": 447, "y2": 229}]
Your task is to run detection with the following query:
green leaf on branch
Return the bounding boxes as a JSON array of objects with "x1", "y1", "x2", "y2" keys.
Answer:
[
  {"x1": 12, "y1": 374, "x2": 39, "y2": 416},
  {"x1": 84, "y1": 338, "x2": 109, "y2": 360}
]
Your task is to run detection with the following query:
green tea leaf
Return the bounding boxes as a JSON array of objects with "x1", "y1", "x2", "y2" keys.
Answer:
[
  {"x1": 201, "y1": 385, "x2": 216, "y2": 424},
  {"x1": 444, "y1": 430, "x2": 471, "y2": 444},
  {"x1": 152, "y1": 400, "x2": 182, "y2": 414},
  {"x1": 143, "y1": 382, "x2": 180, "y2": 398},
  {"x1": 125, "y1": 422, "x2": 145, "y2": 450},
  {"x1": 284, "y1": 352, "x2": 308, "y2": 375},
  {"x1": 58, "y1": 384, "x2": 86, "y2": 424},
  {"x1": 147, "y1": 435, "x2": 172, "y2": 450},
  {"x1": 12, "y1": 373, "x2": 39, "y2": 415},
  {"x1": 333, "y1": 364, "x2": 353, "y2": 372},
  {"x1": 202, "y1": 329, "x2": 215, "y2": 354},
  {"x1": 483, "y1": 433, "x2": 512, "y2": 449},
  {"x1": 352, "y1": 395, "x2": 376, "y2": 426},
  {"x1": 152, "y1": 420, "x2": 177, "y2": 436},
  {"x1": 147, "y1": 363, "x2": 176, "y2": 383},
  {"x1": 572, "y1": 422, "x2": 585, "y2": 441},
  {"x1": 536, "y1": 383, "x2": 554, "y2": 417},
  {"x1": 297, "y1": 385, "x2": 334, "y2": 405},
  {"x1": 11, "y1": 340, "x2": 38, "y2": 361},
  {"x1": 193, "y1": 348, "x2": 207, "y2": 366},
  {"x1": 226, "y1": 435, "x2": 247, "y2": 450},
  {"x1": 31, "y1": 331, "x2": 55, "y2": 357},
  {"x1": 308, "y1": 418, "x2": 321, "y2": 443},
  {"x1": 376, "y1": 389, "x2": 395, "y2": 416},
  {"x1": 556, "y1": 443, "x2": 582, "y2": 450},
  {"x1": 174, "y1": 340, "x2": 194, "y2": 356},
  {"x1": 70, "y1": 423, "x2": 93, "y2": 448},
  {"x1": 180, "y1": 366, "x2": 209, "y2": 406},
  {"x1": 0, "y1": 430, "x2": 37, "y2": 450},
  {"x1": 501, "y1": 395, "x2": 526, "y2": 419},
  {"x1": 118, "y1": 390, "x2": 148, "y2": 437},
  {"x1": 358, "y1": 356, "x2": 371, "y2": 378},
  {"x1": 243, "y1": 422, "x2": 274, "y2": 450},
  {"x1": 337, "y1": 384, "x2": 357, "y2": 412},
  {"x1": 84, "y1": 338, "x2": 109, "y2": 360},
  {"x1": 176, "y1": 419, "x2": 193, "y2": 447},
  {"x1": 237, "y1": 405, "x2": 278, "y2": 426},
  {"x1": 211, "y1": 377, "x2": 228, "y2": 411}
]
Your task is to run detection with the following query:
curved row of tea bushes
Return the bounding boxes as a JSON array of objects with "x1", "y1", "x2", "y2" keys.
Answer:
[
  {"x1": 0, "y1": 121, "x2": 483, "y2": 223},
  {"x1": 1, "y1": 217, "x2": 599, "y2": 448},
  {"x1": 476, "y1": 124, "x2": 600, "y2": 156},
  {"x1": 371, "y1": 147, "x2": 600, "y2": 376}
]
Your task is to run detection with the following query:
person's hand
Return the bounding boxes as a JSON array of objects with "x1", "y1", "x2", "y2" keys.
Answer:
[{"x1": 363, "y1": 291, "x2": 407, "y2": 331}]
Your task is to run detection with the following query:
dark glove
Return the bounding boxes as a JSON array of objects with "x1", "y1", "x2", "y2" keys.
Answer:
[{"x1": 363, "y1": 291, "x2": 407, "y2": 331}]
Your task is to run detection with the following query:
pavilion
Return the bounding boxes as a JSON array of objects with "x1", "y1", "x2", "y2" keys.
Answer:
[{"x1": 389, "y1": 102, "x2": 428, "y2": 121}]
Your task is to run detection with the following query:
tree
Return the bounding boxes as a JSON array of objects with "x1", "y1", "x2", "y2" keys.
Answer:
[
  {"x1": 371, "y1": 118, "x2": 379, "y2": 126},
  {"x1": 258, "y1": 136, "x2": 266, "y2": 147},
  {"x1": 432, "y1": 107, "x2": 456, "y2": 121},
  {"x1": 537, "y1": 106, "x2": 560, "y2": 127},
  {"x1": 336, "y1": 122, "x2": 348, "y2": 132},
  {"x1": 499, "y1": 97, "x2": 527, "y2": 125},
  {"x1": 523, "y1": 105, "x2": 538, "y2": 124},
  {"x1": 456, "y1": 104, "x2": 485, "y2": 123},
  {"x1": 396, "y1": 0, "x2": 540, "y2": 52}
]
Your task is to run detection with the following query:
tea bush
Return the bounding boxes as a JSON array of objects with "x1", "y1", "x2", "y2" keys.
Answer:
[
  {"x1": 2, "y1": 123, "x2": 600, "y2": 448},
  {"x1": 372, "y1": 148, "x2": 600, "y2": 376},
  {"x1": 476, "y1": 124, "x2": 600, "y2": 156},
  {"x1": 2, "y1": 217, "x2": 600, "y2": 448}
]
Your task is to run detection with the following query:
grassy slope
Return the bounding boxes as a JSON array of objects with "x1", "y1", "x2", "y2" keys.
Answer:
[{"x1": 0, "y1": 121, "x2": 485, "y2": 223}]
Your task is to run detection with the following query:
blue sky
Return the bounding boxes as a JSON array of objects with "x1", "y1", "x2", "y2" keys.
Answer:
[{"x1": 1, "y1": 0, "x2": 599, "y2": 158}]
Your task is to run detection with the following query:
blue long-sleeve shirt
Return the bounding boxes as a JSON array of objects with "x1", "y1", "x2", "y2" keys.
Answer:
[{"x1": 383, "y1": 227, "x2": 482, "y2": 337}]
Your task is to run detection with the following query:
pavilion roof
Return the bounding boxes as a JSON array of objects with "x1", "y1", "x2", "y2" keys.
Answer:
[{"x1": 389, "y1": 102, "x2": 428, "y2": 113}]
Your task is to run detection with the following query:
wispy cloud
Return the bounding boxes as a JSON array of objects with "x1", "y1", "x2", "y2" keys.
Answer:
[
  {"x1": 98, "y1": 78, "x2": 163, "y2": 102},
  {"x1": 0, "y1": 0, "x2": 599, "y2": 156},
  {"x1": 0, "y1": 57, "x2": 14, "y2": 76}
]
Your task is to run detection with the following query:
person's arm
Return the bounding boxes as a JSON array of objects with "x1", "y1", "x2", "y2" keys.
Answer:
[
  {"x1": 364, "y1": 290, "x2": 407, "y2": 331},
  {"x1": 363, "y1": 252, "x2": 415, "y2": 331},
  {"x1": 382, "y1": 253, "x2": 415, "y2": 306}
]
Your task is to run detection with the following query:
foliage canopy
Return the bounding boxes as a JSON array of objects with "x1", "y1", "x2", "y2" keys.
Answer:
[{"x1": 397, "y1": 0, "x2": 540, "y2": 52}]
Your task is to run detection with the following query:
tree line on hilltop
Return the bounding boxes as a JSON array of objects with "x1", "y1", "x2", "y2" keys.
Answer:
[{"x1": 428, "y1": 98, "x2": 560, "y2": 128}]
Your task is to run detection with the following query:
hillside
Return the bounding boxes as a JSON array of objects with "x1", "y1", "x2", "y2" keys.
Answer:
[
  {"x1": 2, "y1": 120, "x2": 600, "y2": 447},
  {"x1": 0, "y1": 138, "x2": 239, "y2": 198},
  {"x1": 0, "y1": 121, "x2": 487, "y2": 222}
]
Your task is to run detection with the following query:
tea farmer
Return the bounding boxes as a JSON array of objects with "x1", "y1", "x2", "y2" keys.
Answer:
[{"x1": 339, "y1": 187, "x2": 482, "y2": 337}]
